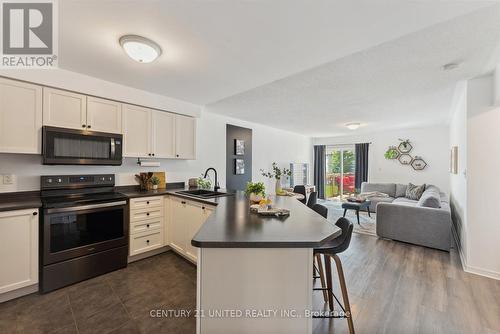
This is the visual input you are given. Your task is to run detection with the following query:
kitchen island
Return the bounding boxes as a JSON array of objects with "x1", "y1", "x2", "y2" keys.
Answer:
[{"x1": 192, "y1": 191, "x2": 341, "y2": 334}]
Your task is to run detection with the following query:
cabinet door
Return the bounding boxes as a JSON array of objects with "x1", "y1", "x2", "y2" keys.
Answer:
[
  {"x1": 175, "y1": 115, "x2": 196, "y2": 159},
  {"x1": 0, "y1": 78, "x2": 42, "y2": 154},
  {"x1": 86, "y1": 97, "x2": 122, "y2": 133},
  {"x1": 122, "y1": 104, "x2": 151, "y2": 158},
  {"x1": 185, "y1": 204, "x2": 214, "y2": 262},
  {"x1": 152, "y1": 110, "x2": 175, "y2": 158},
  {"x1": 43, "y1": 87, "x2": 87, "y2": 130},
  {"x1": 170, "y1": 197, "x2": 199, "y2": 254},
  {"x1": 0, "y1": 209, "x2": 38, "y2": 294}
]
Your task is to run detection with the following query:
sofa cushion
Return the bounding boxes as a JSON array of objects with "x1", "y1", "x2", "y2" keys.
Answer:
[
  {"x1": 369, "y1": 196, "x2": 394, "y2": 212},
  {"x1": 395, "y1": 184, "x2": 407, "y2": 198},
  {"x1": 405, "y1": 183, "x2": 426, "y2": 200},
  {"x1": 392, "y1": 197, "x2": 418, "y2": 207},
  {"x1": 361, "y1": 182, "x2": 396, "y2": 197},
  {"x1": 417, "y1": 187, "x2": 441, "y2": 208}
]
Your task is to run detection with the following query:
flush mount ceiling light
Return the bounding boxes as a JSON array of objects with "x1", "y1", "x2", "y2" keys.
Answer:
[
  {"x1": 345, "y1": 122, "x2": 360, "y2": 130},
  {"x1": 119, "y1": 35, "x2": 162, "y2": 63}
]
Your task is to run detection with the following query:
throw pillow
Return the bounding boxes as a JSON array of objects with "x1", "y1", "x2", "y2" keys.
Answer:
[{"x1": 405, "y1": 183, "x2": 426, "y2": 200}]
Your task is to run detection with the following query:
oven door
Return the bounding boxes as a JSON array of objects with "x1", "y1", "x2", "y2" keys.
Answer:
[
  {"x1": 42, "y1": 126, "x2": 123, "y2": 165},
  {"x1": 42, "y1": 201, "x2": 128, "y2": 265}
]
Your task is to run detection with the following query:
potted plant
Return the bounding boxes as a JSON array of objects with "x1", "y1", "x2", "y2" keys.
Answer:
[
  {"x1": 245, "y1": 181, "x2": 266, "y2": 203},
  {"x1": 197, "y1": 177, "x2": 212, "y2": 190},
  {"x1": 150, "y1": 176, "x2": 160, "y2": 190},
  {"x1": 384, "y1": 146, "x2": 399, "y2": 159},
  {"x1": 260, "y1": 162, "x2": 291, "y2": 195}
]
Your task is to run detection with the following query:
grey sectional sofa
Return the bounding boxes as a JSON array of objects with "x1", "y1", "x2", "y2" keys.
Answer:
[{"x1": 360, "y1": 182, "x2": 452, "y2": 251}]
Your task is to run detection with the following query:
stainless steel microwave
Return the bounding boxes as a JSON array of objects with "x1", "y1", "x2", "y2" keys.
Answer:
[{"x1": 42, "y1": 126, "x2": 123, "y2": 165}]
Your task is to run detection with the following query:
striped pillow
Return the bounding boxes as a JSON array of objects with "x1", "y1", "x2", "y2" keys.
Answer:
[{"x1": 405, "y1": 183, "x2": 426, "y2": 200}]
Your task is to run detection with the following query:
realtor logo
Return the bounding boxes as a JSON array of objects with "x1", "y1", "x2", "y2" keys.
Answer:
[{"x1": 1, "y1": 0, "x2": 58, "y2": 68}]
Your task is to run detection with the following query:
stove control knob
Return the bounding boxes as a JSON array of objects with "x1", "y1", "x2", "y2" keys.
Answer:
[
  {"x1": 100, "y1": 177, "x2": 105, "y2": 181},
  {"x1": 57, "y1": 178, "x2": 62, "y2": 183},
  {"x1": 46, "y1": 178, "x2": 53, "y2": 184}
]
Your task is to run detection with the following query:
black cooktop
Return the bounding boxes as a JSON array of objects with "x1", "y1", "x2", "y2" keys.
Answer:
[
  {"x1": 41, "y1": 191, "x2": 127, "y2": 209},
  {"x1": 40, "y1": 174, "x2": 127, "y2": 209}
]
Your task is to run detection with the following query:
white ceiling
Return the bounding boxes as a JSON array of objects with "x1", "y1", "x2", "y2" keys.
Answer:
[{"x1": 59, "y1": 0, "x2": 500, "y2": 136}]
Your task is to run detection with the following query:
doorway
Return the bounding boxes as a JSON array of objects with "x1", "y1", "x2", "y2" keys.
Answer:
[{"x1": 325, "y1": 145, "x2": 356, "y2": 201}]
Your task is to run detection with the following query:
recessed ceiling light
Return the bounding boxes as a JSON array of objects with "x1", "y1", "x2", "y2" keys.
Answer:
[
  {"x1": 443, "y1": 62, "x2": 459, "y2": 71},
  {"x1": 345, "y1": 122, "x2": 360, "y2": 130},
  {"x1": 119, "y1": 35, "x2": 162, "y2": 63}
]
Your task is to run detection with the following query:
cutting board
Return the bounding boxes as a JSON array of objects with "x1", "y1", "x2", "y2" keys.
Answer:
[{"x1": 152, "y1": 171, "x2": 166, "y2": 189}]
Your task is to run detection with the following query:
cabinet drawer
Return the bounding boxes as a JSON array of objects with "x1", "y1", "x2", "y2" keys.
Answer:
[
  {"x1": 131, "y1": 217, "x2": 162, "y2": 235},
  {"x1": 129, "y1": 229, "x2": 164, "y2": 256},
  {"x1": 130, "y1": 206, "x2": 164, "y2": 222},
  {"x1": 130, "y1": 196, "x2": 163, "y2": 210}
]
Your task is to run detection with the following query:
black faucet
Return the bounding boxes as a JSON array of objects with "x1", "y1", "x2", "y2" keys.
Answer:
[{"x1": 203, "y1": 167, "x2": 220, "y2": 192}]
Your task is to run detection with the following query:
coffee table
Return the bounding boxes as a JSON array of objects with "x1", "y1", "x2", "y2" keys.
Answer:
[{"x1": 341, "y1": 201, "x2": 371, "y2": 225}]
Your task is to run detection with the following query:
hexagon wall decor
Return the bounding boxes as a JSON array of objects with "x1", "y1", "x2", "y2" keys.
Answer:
[
  {"x1": 411, "y1": 157, "x2": 427, "y2": 170},
  {"x1": 398, "y1": 139, "x2": 413, "y2": 154},
  {"x1": 398, "y1": 153, "x2": 413, "y2": 165}
]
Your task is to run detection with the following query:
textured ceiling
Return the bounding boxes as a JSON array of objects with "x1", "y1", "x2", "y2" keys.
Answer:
[
  {"x1": 206, "y1": 4, "x2": 500, "y2": 136},
  {"x1": 59, "y1": 0, "x2": 494, "y2": 106}
]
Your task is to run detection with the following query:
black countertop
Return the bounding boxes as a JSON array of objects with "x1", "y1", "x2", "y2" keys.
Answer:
[
  {"x1": 0, "y1": 191, "x2": 42, "y2": 212},
  {"x1": 0, "y1": 187, "x2": 341, "y2": 249},
  {"x1": 191, "y1": 191, "x2": 342, "y2": 248}
]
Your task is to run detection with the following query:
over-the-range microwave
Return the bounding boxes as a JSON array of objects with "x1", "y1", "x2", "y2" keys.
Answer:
[{"x1": 42, "y1": 126, "x2": 123, "y2": 165}]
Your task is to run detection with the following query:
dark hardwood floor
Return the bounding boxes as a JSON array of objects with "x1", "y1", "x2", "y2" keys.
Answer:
[{"x1": 1, "y1": 233, "x2": 499, "y2": 333}]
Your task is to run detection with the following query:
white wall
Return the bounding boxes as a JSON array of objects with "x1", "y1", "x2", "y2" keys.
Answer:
[
  {"x1": 464, "y1": 72, "x2": 500, "y2": 279},
  {"x1": 448, "y1": 81, "x2": 468, "y2": 263},
  {"x1": 313, "y1": 126, "x2": 450, "y2": 194}
]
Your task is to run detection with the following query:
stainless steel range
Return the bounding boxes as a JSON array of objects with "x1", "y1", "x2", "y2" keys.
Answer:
[{"x1": 39, "y1": 174, "x2": 128, "y2": 293}]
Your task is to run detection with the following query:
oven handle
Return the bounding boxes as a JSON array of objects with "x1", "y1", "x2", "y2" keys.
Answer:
[{"x1": 45, "y1": 201, "x2": 127, "y2": 214}]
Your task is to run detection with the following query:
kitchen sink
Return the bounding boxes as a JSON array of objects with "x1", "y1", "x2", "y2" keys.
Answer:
[{"x1": 176, "y1": 189, "x2": 233, "y2": 199}]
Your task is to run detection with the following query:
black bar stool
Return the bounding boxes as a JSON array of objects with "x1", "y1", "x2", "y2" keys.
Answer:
[
  {"x1": 307, "y1": 191, "x2": 318, "y2": 208},
  {"x1": 293, "y1": 185, "x2": 307, "y2": 204},
  {"x1": 313, "y1": 217, "x2": 355, "y2": 334}
]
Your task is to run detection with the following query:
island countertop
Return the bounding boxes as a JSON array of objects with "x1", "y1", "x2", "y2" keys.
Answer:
[{"x1": 191, "y1": 191, "x2": 341, "y2": 248}]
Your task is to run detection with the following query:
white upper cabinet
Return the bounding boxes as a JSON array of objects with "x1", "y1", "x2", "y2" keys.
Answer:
[
  {"x1": 43, "y1": 87, "x2": 87, "y2": 130},
  {"x1": 86, "y1": 97, "x2": 122, "y2": 133},
  {"x1": 0, "y1": 78, "x2": 42, "y2": 154},
  {"x1": 152, "y1": 110, "x2": 175, "y2": 158},
  {"x1": 175, "y1": 115, "x2": 196, "y2": 159},
  {"x1": 122, "y1": 104, "x2": 151, "y2": 158},
  {"x1": 0, "y1": 208, "x2": 38, "y2": 294}
]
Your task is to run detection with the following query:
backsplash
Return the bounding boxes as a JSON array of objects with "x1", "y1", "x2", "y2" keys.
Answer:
[{"x1": 0, "y1": 153, "x2": 207, "y2": 192}]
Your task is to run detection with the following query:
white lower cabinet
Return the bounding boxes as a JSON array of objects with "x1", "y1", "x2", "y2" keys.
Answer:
[
  {"x1": 129, "y1": 229, "x2": 164, "y2": 256},
  {"x1": 129, "y1": 196, "x2": 165, "y2": 257},
  {"x1": 128, "y1": 195, "x2": 214, "y2": 262},
  {"x1": 0, "y1": 208, "x2": 38, "y2": 295},
  {"x1": 168, "y1": 196, "x2": 214, "y2": 263}
]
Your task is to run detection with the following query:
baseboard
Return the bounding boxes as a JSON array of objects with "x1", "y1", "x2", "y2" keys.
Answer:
[
  {"x1": 451, "y1": 223, "x2": 467, "y2": 272},
  {"x1": 463, "y1": 264, "x2": 500, "y2": 280},
  {"x1": 128, "y1": 246, "x2": 171, "y2": 263},
  {"x1": 451, "y1": 224, "x2": 500, "y2": 280},
  {"x1": 0, "y1": 284, "x2": 38, "y2": 303}
]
